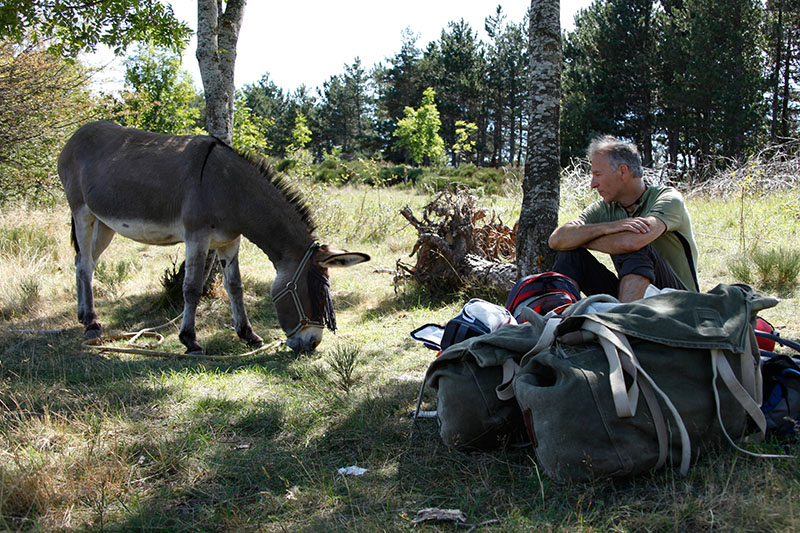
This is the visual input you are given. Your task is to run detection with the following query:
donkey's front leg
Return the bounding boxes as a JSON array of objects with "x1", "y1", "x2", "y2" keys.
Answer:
[
  {"x1": 179, "y1": 236, "x2": 210, "y2": 354},
  {"x1": 217, "y1": 239, "x2": 263, "y2": 347}
]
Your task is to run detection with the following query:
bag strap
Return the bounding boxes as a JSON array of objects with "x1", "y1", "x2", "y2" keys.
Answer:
[
  {"x1": 756, "y1": 331, "x2": 800, "y2": 354},
  {"x1": 582, "y1": 318, "x2": 692, "y2": 474},
  {"x1": 711, "y1": 345, "x2": 794, "y2": 459},
  {"x1": 496, "y1": 317, "x2": 561, "y2": 401}
]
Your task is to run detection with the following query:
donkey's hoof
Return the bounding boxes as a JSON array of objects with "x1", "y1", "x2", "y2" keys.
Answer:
[
  {"x1": 185, "y1": 348, "x2": 204, "y2": 355},
  {"x1": 245, "y1": 333, "x2": 264, "y2": 348},
  {"x1": 84, "y1": 323, "x2": 102, "y2": 339}
]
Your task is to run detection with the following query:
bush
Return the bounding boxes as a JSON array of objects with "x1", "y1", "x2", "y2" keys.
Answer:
[
  {"x1": 728, "y1": 247, "x2": 800, "y2": 296},
  {"x1": 417, "y1": 165, "x2": 518, "y2": 196},
  {"x1": 376, "y1": 166, "x2": 423, "y2": 186},
  {"x1": 751, "y1": 247, "x2": 800, "y2": 295},
  {"x1": 276, "y1": 159, "x2": 297, "y2": 173}
]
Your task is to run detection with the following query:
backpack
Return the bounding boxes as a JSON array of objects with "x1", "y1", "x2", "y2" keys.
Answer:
[
  {"x1": 505, "y1": 272, "x2": 580, "y2": 320},
  {"x1": 507, "y1": 284, "x2": 784, "y2": 481},
  {"x1": 420, "y1": 307, "x2": 549, "y2": 450},
  {"x1": 757, "y1": 331, "x2": 800, "y2": 436},
  {"x1": 410, "y1": 298, "x2": 516, "y2": 352}
]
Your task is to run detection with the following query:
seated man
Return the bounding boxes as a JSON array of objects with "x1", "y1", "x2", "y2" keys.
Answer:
[{"x1": 549, "y1": 135, "x2": 699, "y2": 302}]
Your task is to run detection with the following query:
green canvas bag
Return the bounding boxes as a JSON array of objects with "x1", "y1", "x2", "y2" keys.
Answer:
[
  {"x1": 511, "y1": 284, "x2": 781, "y2": 481},
  {"x1": 421, "y1": 308, "x2": 554, "y2": 450}
]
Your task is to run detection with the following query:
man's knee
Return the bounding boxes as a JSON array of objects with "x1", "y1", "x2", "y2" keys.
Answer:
[{"x1": 611, "y1": 246, "x2": 657, "y2": 284}]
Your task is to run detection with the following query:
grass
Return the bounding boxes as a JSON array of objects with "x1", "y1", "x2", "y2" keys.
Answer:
[{"x1": 0, "y1": 170, "x2": 799, "y2": 530}]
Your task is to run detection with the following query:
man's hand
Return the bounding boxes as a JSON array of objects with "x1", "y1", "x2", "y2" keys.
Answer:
[{"x1": 609, "y1": 217, "x2": 652, "y2": 235}]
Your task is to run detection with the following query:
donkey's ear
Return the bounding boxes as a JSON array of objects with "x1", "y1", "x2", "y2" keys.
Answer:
[{"x1": 315, "y1": 246, "x2": 370, "y2": 268}]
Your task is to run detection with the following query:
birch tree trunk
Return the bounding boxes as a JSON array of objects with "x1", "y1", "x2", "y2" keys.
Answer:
[
  {"x1": 194, "y1": 0, "x2": 246, "y2": 291},
  {"x1": 196, "y1": 0, "x2": 246, "y2": 144},
  {"x1": 517, "y1": 0, "x2": 561, "y2": 277}
]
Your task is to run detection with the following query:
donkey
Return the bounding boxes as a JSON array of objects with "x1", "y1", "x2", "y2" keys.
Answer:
[{"x1": 58, "y1": 121, "x2": 369, "y2": 353}]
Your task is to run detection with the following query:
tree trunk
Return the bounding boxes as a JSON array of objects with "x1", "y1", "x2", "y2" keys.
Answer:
[
  {"x1": 781, "y1": 31, "x2": 792, "y2": 139},
  {"x1": 194, "y1": 0, "x2": 246, "y2": 291},
  {"x1": 196, "y1": 0, "x2": 246, "y2": 145},
  {"x1": 517, "y1": 0, "x2": 561, "y2": 277},
  {"x1": 770, "y1": 3, "x2": 784, "y2": 143}
]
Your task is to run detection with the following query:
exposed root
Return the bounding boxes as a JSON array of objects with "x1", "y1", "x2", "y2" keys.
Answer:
[{"x1": 396, "y1": 190, "x2": 518, "y2": 294}]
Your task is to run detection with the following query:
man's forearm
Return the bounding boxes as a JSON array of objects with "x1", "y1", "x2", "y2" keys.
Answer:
[
  {"x1": 583, "y1": 232, "x2": 643, "y2": 254},
  {"x1": 549, "y1": 216, "x2": 664, "y2": 253},
  {"x1": 549, "y1": 221, "x2": 616, "y2": 251}
]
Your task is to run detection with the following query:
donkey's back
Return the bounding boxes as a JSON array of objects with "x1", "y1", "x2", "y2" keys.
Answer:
[{"x1": 58, "y1": 121, "x2": 219, "y2": 229}]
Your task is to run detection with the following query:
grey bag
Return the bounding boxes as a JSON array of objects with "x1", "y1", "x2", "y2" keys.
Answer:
[{"x1": 510, "y1": 284, "x2": 782, "y2": 481}]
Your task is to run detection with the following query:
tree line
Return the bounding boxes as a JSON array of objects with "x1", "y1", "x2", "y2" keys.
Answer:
[
  {"x1": 237, "y1": 0, "x2": 800, "y2": 175},
  {"x1": 3, "y1": 0, "x2": 800, "y2": 203}
]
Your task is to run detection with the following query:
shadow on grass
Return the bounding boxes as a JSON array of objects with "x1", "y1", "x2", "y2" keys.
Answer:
[{"x1": 5, "y1": 304, "x2": 799, "y2": 531}]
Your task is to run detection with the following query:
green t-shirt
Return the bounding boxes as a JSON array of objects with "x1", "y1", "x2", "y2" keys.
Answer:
[{"x1": 578, "y1": 184, "x2": 699, "y2": 291}]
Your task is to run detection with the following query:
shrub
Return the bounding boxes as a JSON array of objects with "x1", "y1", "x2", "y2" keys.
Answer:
[
  {"x1": 751, "y1": 247, "x2": 800, "y2": 295},
  {"x1": 325, "y1": 343, "x2": 362, "y2": 393}
]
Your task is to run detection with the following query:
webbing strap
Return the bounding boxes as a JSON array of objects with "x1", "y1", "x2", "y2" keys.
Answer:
[
  {"x1": 496, "y1": 318, "x2": 562, "y2": 401},
  {"x1": 583, "y1": 319, "x2": 691, "y2": 474},
  {"x1": 710, "y1": 349, "x2": 793, "y2": 459},
  {"x1": 583, "y1": 320, "x2": 640, "y2": 418}
]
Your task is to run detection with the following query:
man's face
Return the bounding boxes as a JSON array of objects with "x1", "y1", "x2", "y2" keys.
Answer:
[{"x1": 590, "y1": 153, "x2": 624, "y2": 203}]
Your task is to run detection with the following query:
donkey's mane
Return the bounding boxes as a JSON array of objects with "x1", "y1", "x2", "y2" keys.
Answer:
[{"x1": 217, "y1": 141, "x2": 316, "y2": 234}]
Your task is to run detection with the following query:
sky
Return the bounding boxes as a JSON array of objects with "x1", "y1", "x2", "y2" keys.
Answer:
[{"x1": 88, "y1": 0, "x2": 592, "y2": 94}]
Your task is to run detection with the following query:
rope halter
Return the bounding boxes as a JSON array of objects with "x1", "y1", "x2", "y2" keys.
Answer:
[{"x1": 272, "y1": 242, "x2": 328, "y2": 338}]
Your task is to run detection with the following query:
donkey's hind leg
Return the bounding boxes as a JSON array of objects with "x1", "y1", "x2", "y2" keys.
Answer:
[
  {"x1": 217, "y1": 239, "x2": 263, "y2": 348},
  {"x1": 72, "y1": 211, "x2": 116, "y2": 338}
]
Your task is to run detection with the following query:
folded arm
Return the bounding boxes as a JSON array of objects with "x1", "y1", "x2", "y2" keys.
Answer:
[{"x1": 548, "y1": 216, "x2": 666, "y2": 255}]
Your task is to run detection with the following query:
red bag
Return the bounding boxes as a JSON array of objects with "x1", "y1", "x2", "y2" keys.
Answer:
[{"x1": 505, "y1": 272, "x2": 580, "y2": 319}]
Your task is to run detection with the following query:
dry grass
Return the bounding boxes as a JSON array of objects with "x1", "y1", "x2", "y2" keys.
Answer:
[{"x1": 0, "y1": 163, "x2": 798, "y2": 530}]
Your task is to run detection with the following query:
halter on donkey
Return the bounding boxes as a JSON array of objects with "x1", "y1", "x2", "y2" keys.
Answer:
[{"x1": 58, "y1": 121, "x2": 369, "y2": 353}]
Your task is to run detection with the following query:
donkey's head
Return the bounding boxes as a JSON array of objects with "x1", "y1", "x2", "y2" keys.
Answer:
[{"x1": 272, "y1": 243, "x2": 370, "y2": 353}]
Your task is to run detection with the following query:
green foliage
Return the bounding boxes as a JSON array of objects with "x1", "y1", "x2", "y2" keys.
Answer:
[
  {"x1": 728, "y1": 256, "x2": 753, "y2": 284},
  {"x1": 729, "y1": 247, "x2": 800, "y2": 296},
  {"x1": 233, "y1": 93, "x2": 271, "y2": 153},
  {"x1": 116, "y1": 43, "x2": 200, "y2": 135},
  {"x1": 751, "y1": 247, "x2": 800, "y2": 295},
  {"x1": 315, "y1": 58, "x2": 377, "y2": 159},
  {"x1": 94, "y1": 258, "x2": 138, "y2": 298},
  {"x1": 289, "y1": 113, "x2": 312, "y2": 151},
  {"x1": 0, "y1": 40, "x2": 94, "y2": 205},
  {"x1": 0, "y1": 226, "x2": 57, "y2": 258},
  {"x1": 325, "y1": 343, "x2": 363, "y2": 393},
  {"x1": 0, "y1": 0, "x2": 191, "y2": 57},
  {"x1": 393, "y1": 87, "x2": 445, "y2": 166},
  {"x1": 419, "y1": 164, "x2": 519, "y2": 196},
  {"x1": 452, "y1": 120, "x2": 478, "y2": 162}
]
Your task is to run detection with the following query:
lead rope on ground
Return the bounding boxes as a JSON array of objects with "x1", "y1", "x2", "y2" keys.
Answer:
[{"x1": 81, "y1": 312, "x2": 283, "y2": 360}]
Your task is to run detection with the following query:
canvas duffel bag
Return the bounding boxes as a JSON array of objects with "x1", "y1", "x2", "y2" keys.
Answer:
[
  {"x1": 510, "y1": 284, "x2": 783, "y2": 481},
  {"x1": 421, "y1": 308, "x2": 554, "y2": 450}
]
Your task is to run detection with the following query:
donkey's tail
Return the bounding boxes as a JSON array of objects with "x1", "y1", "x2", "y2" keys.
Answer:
[{"x1": 70, "y1": 217, "x2": 80, "y2": 254}]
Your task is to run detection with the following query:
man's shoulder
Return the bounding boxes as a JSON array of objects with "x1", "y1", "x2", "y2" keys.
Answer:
[
  {"x1": 580, "y1": 199, "x2": 619, "y2": 223},
  {"x1": 646, "y1": 183, "x2": 682, "y2": 199}
]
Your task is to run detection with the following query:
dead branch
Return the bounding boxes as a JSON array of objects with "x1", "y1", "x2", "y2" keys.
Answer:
[{"x1": 396, "y1": 190, "x2": 518, "y2": 294}]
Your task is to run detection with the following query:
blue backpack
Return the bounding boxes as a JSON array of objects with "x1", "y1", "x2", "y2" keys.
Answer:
[{"x1": 757, "y1": 331, "x2": 800, "y2": 437}]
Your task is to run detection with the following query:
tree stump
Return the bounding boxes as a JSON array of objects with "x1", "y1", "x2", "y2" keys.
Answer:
[{"x1": 396, "y1": 190, "x2": 518, "y2": 295}]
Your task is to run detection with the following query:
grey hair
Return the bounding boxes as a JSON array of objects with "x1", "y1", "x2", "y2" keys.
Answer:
[{"x1": 587, "y1": 135, "x2": 643, "y2": 178}]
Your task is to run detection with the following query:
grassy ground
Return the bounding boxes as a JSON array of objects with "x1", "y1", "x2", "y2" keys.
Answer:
[{"x1": 0, "y1": 176, "x2": 799, "y2": 531}]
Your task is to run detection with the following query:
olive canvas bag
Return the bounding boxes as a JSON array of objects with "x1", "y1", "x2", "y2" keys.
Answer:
[
  {"x1": 420, "y1": 308, "x2": 553, "y2": 450},
  {"x1": 509, "y1": 284, "x2": 785, "y2": 481}
]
